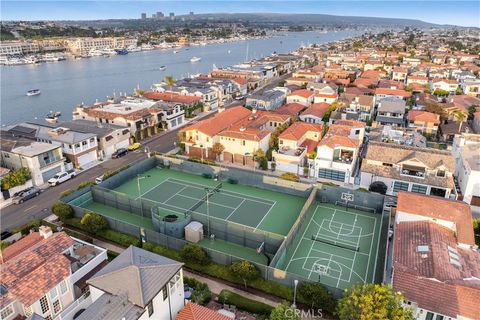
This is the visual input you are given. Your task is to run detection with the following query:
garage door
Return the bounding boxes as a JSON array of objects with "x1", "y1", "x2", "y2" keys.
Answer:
[
  {"x1": 115, "y1": 140, "x2": 129, "y2": 150},
  {"x1": 41, "y1": 165, "x2": 62, "y2": 182},
  {"x1": 78, "y1": 152, "x2": 97, "y2": 167}
]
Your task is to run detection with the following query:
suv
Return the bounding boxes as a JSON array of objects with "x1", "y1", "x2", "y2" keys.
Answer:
[
  {"x1": 111, "y1": 148, "x2": 128, "y2": 159},
  {"x1": 12, "y1": 186, "x2": 42, "y2": 204}
]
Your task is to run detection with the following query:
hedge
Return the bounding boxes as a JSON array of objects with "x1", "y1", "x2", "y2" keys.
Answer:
[
  {"x1": 218, "y1": 289, "x2": 273, "y2": 315},
  {"x1": 184, "y1": 277, "x2": 211, "y2": 305}
]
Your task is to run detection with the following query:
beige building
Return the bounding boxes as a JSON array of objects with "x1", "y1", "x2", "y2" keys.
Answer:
[{"x1": 65, "y1": 37, "x2": 137, "y2": 55}]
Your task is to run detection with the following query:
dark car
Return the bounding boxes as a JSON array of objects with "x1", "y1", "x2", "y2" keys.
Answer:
[
  {"x1": 111, "y1": 148, "x2": 128, "y2": 159},
  {"x1": 11, "y1": 186, "x2": 42, "y2": 204}
]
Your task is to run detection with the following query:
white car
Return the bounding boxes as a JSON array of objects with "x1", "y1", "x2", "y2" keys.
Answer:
[{"x1": 48, "y1": 170, "x2": 76, "y2": 186}]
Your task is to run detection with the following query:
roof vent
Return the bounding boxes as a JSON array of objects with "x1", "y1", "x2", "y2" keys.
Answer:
[{"x1": 239, "y1": 126, "x2": 246, "y2": 132}]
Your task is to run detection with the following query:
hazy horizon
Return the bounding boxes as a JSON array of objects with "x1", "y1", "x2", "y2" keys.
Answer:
[{"x1": 1, "y1": 1, "x2": 479, "y2": 27}]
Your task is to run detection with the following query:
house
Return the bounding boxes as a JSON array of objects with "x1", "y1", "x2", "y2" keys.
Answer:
[
  {"x1": 245, "y1": 88, "x2": 286, "y2": 111},
  {"x1": 360, "y1": 141, "x2": 455, "y2": 198},
  {"x1": 376, "y1": 99, "x2": 406, "y2": 127},
  {"x1": 473, "y1": 112, "x2": 480, "y2": 134},
  {"x1": 407, "y1": 111, "x2": 440, "y2": 135},
  {"x1": 8, "y1": 123, "x2": 98, "y2": 169},
  {"x1": 284, "y1": 77, "x2": 309, "y2": 87},
  {"x1": 272, "y1": 122, "x2": 323, "y2": 174},
  {"x1": 0, "y1": 130, "x2": 65, "y2": 186},
  {"x1": 461, "y1": 79, "x2": 480, "y2": 97},
  {"x1": 0, "y1": 227, "x2": 108, "y2": 320},
  {"x1": 286, "y1": 89, "x2": 314, "y2": 107},
  {"x1": 276, "y1": 103, "x2": 305, "y2": 118},
  {"x1": 452, "y1": 134, "x2": 480, "y2": 211},
  {"x1": 431, "y1": 79, "x2": 458, "y2": 95},
  {"x1": 342, "y1": 94, "x2": 375, "y2": 121},
  {"x1": 374, "y1": 88, "x2": 412, "y2": 103},
  {"x1": 439, "y1": 120, "x2": 472, "y2": 144},
  {"x1": 391, "y1": 193, "x2": 479, "y2": 320},
  {"x1": 314, "y1": 120, "x2": 365, "y2": 183},
  {"x1": 53, "y1": 120, "x2": 131, "y2": 159},
  {"x1": 77, "y1": 245, "x2": 184, "y2": 320},
  {"x1": 391, "y1": 67, "x2": 408, "y2": 82},
  {"x1": 299, "y1": 103, "x2": 331, "y2": 124},
  {"x1": 176, "y1": 302, "x2": 231, "y2": 320},
  {"x1": 406, "y1": 75, "x2": 429, "y2": 86}
]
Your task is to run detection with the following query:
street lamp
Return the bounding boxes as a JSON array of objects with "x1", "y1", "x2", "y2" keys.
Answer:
[
  {"x1": 292, "y1": 279, "x2": 299, "y2": 309},
  {"x1": 137, "y1": 174, "x2": 151, "y2": 215}
]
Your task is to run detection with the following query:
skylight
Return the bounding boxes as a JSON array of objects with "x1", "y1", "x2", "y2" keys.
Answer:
[{"x1": 417, "y1": 245, "x2": 429, "y2": 253}]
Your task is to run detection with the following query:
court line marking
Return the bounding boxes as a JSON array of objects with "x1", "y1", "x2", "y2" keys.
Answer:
[
  {"x1": 308, "y1": 244, "x2": 369, "y2": 258},
  {"x1": 225, "y1": 199, "x2": 246, "y2": 220},
  {"x1": 302, "y1": 254, "x2": 366, "y2": 283},
  {"x1": 163, "y1": 186, "x2": 188, "y2": 204},
  {"x1": 253, "y1": 200, "x2": 278, "y2": 232},
  {"x1": 135, "y1": 179, "x2": 174, "y2": 200},
  {"x1": 285, "y1": 205, "x2": 320, "y2": 270},
  {"x1": 371, "y1": 211, "x2": 384, "y2": 283},
  {"x1": 349, "y1": 214, "x2": 359, "y2": 283},
  {"x1": 172, "y1": 193, "x2": 238, "y2": 210},
  {"x1": 166, "y1": 177, "x2": 276, "y2": 206},
  {"x1": 304, "y1": 221, "x2": 323, "y2": 275},
  {"x1": 316, "y1": 204, "x2": 377, "y2": 222}
]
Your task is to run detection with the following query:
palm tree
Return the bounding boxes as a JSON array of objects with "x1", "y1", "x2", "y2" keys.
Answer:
[
  {"x1": 453, "y1": 111, "x2": 466, "y2": 133},
  {"x1": 164, "y1": 75, "x2": 175, "y2": 101}
]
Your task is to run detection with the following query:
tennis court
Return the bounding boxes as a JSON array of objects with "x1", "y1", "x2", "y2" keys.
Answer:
[
  {"x1": 280, "y1": 202, "x2": 382, "y2": 290},
  {"x1": 113, "y1": 168, "x2": 306, "y2": 236}
]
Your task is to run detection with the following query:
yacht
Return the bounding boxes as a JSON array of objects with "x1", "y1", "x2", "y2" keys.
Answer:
[
  {"x1": 101, "y1": 48, "x2": 117, "y2": 56},
  {"x1": 159, "y1": 66, "x2": 167, "y2": 71},
  {"x1": 127, "y1": 45, "x2": 141, "y2": 52},
  {"x1": 115, "y1": 49, "x2": 128, "y2": 55},
  {"x1": 27, "y1": 89, "x2": 41, "y2": 96},
  {"x1": 190, "y1": 56, "x2": 201, "y2": 63},
  {"x1": 140, "y1": 44, "x2": 154, "y2": 51},
  {"x1": 89, "y1": 49, "x2": 103, "y2": 57},
  {"x1": 45, "y1": 112, "x2": 62, "y2": 124}
]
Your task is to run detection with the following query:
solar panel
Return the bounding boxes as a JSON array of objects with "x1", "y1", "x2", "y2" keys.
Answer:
[{"x1": 10, "y1": 125, "x2": 36, "y2": 135}]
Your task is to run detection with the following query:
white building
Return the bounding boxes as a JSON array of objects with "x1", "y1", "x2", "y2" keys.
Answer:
[
  {"x1": 65, "y1": 37, "x2": 137, "y2": 55},
  {"x1": 0, "y1": 41, "x2": 40, "y2": 56},
  {"x1": 76, "y1": 246, "x2": 184, "y2": 320},
  {"x1": 0, "y1": 227, "x2": 108, "y2": 320}
]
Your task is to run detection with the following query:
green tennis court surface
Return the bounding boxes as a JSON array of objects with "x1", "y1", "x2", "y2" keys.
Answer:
[
  {"x1": 278, "y1": 202, "x2": 382, "y2": 290},
  {"x1": 114, "y1": 168, "x2": 306, "y2": 236}
]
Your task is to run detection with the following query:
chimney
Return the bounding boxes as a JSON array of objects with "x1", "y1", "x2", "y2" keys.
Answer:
[
  {"x1": 39, "y1": 226, "x2": 53, "y2": 239},
  {"x1": 251, "y1": 108, "x2": 257, "y2": 114}
]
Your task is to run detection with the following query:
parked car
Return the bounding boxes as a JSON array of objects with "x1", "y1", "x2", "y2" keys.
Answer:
[
  {"x1": 128, "y1": 142, "x2": 141, "y2": 151},
  {"x1": 234, "y1": 95, "x2": 245, "y2": 100},
  {"x1": 111, "y1": 148, "x2": 128, "y2": 159},
  {"x1": 1, "y1": 230, "x2": 12, "y2": 240},
  {"x1": 95, "y1": 175, "x2": 104, "y2": 184},
  {"x1": 12, "y1": 186, "x2": 42, "y2": 204},
  {"x1": 48, "y1": 169, "x2": 76, "y2": 187}
]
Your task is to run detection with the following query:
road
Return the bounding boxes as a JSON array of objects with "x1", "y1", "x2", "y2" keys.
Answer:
[{"x1": 0, "y1": 72, "x2": 288, "y2": 232}]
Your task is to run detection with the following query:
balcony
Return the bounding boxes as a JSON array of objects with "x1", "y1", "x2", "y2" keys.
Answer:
[
  {"x1": 276, "y1": 146, "x2": 306, "y2": 157},
  {"x1": 66, "y1": 240, "x2": 108, "y2": 284},
  {"x1": 400, "y1": 165, "x2": 425, "y2": 178},
  {"x1": 54, "y1": 291, "x2": 92, "y2": 320},
  {"x1": 39, "y1": 155, "x2": 64, "y2": 168}
]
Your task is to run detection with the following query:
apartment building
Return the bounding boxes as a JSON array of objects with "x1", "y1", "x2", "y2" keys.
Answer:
[
  {"x1": 77, "y1": 246, "x2": 184, "y2": 320},
  {"x1": 65, "y1": 37, "x2": 137, "y2": 55},
  {"x1": 0, "y1": 130, "x2": 65, "y2": 186},
  {"x1": 360, "y1": 141, "x2": 455, "y2": 198},
  {"x1": 0, "y1": 41, "x2": 40, "y2": 56},
  {"x1": 391, "y1": 193, "x2": 479, "y2": 320},
  {"x1": 0, "y1": 227, "x2": 108, "y2": 320}
]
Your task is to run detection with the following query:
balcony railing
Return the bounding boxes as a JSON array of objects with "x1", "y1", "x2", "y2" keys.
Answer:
[
  {"x1": 39, "y1": 155, "x2": 64, "y2": 168},
  {"x1": 401, "y1": 169, "x2": 425, "y2": 178},
  {"x1": 55, "y1": 291, "x2": 91, "y2": 320}
]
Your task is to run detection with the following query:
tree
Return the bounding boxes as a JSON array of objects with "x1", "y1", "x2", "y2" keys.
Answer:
[
  {"x1": 1, "y1": 167, "x2": 32, "y2": 190},
  {"x1": 337, "y1": 284, "x2": 414, "y2": 320},
  {"x1": 467, "y1": 105, "x2": 477, "y2": 121},
  {"x1": 453, "y1": 111, "x2": 466, "y2": 133},
  {"x1": 80, "y1": 212, "x2": 108, "y2": 234},
  {"x1": 270, "y1": 302, "x2": 300, "y2": 320},
  {"x1": 297, "y1": 282, "x2": 336, "y2": 313},
  {"x1": 369, "y1": 181, "x2": 388, "y2": 195},
  {"x1": 164, "y1": 75, "x2": 176, "y2": 100},
  {"x1": 211, "y1": 142, "x2": 225, "y2": 161},
  {"x1": 433, "y1": 88, "x2": 449, "y2": 97},
  {"x1": 135, "y1": 89, "x2": 145, "y2": 97},
  {"x1": 229, "y1": 260, "x2": 259, "y2": 288},
  {"x1": 51, "y1": 202, "x2": 73, "y2": 221},
  {"x1": 180, "y1": 243, "x2": 210, "y2": 265}
]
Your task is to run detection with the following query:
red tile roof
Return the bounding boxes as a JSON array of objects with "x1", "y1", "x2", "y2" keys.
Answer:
[
  {"x1": 279, "y1": 122, "x2": 323, "y2": 141},
  {"x1": 301, "y1": 102, "x2": 330, "y2": 119},
  {"x1": 408, "y1": 110, "x2": 440, "y2": 123},
  {"x1": 143, "y1": 92, "x2": 202, "y2": 104},
  {"x1": 314, "y1": 93, "x2": 338, "y2": 99},
  {"x1": 276, "y1": 103, "x2": 305, "y2": 116},
  {"x1": 375, "y1": 87, "x2": 412, "y2": 98},
  {"x1": 396, "y1": 192, "x2": 475, "y2": 245},
  {"x1": 1, "y1": 232, "x2": 43, "y2": 262},
  {"x1": 300, "y1": 138, "x2": 320, "y2": 154},
  {"x1": 176, "y1": 302, "x2": 231, "y2": 320},
  {"x1": 288, "y1": 89, "x2": 314, "y2": 99},
  {"x1": 320, "y1": 135, "x2": 358, "y2": 148}
]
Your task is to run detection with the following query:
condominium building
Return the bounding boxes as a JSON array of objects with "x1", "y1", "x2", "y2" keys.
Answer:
[
  {"x1": 65, "y1": 37, "x2": 137, "y2": 55},
  {"x1": 0, "y1": 41, "x2": 40, "y2": 56}
]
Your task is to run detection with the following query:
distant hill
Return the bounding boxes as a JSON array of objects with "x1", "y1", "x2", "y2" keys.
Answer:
[{"x1": 63, "y1": 12, "x2": 441, "y2": 29}]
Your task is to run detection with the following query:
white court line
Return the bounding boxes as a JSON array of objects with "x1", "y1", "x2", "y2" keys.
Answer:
[
  {"x1": 304, "y1": 220, "x2": 324, "y2": 274},
  {"x1": 316, "y1": 205, "x2": 377, "y2": 222},
  {"x1": 253, "y1": 200, "x2": 277, "y2": 232},
  {"x1": 348, "y1": 215, "x2": 359, "y2": 283},
  {"x1": 167, "y1": 177, "x2": 275, "y2": 206},
  {"x1": 135, "y1": 179, "x2": 173, "y2": 200},
  {"x1": 310, "y1": 246, "x2": 369, "y2": 258},
  {"x1": 163, "y1": 186, "x2": 188, "y2": 204},
  {"x1": 371, "y1": 211, "x2": 384, "y2": 283},
  {"x1": 172, "y1": 193, "x2": 238, "y2": 210},
  {"x1": 285, "y1": 206, "x2": 320, "y2": 270},
  {"x1": 225, "y1": 199, "x2": 246, "y2": 220},
  {"x1": 336, "y1": 223, "x2": 343, "y2": 240}
]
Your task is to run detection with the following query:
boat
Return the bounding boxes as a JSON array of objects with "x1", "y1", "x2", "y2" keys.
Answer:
[
  {"x1": 140, "y1": 44, "x2": 154, "y2": 51},
  {"x1": 89, "y1": 49, "x2": 103, "y2": 57},
  {"x1": 101, "y1": 48, "x2": 117, "y2": 56},
  {"x1": 115, "y1": 49, "x2": 128, "y2": 55},
  {"x1": 26, "y1": 89, "x2": 41, "y2": 96},
  {"x1": 173, "y1": 50, "x2": 179, "y2": 54},
  {"x1": 190, "y1": 56, "x2": 201, "y2": 63},
  {"x1": 159, "y1": 66, "x2": 167, "y2": 71},
  {"x1": 127, "y1": 46, "x2": 141, "y2": 52},
  {"x1": 45, "y1": 112, "x2": 61, "y2": 123}
]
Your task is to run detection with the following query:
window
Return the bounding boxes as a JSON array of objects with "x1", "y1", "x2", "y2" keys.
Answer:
[
  {"x1": 90, "y1": 138, "x2": 95, "y2": 143},
  {"x1": 437, "y1": 170, "x2": 446, "y2": 177},
  {"x1": 425, "y1": 313, "x2": 434, "y2": 320},
  {"x1": 40, "y1": 295, "x2": 50, "y2": 314},
  {"x1": 318, "y1": 168, "x2": 346, "y2": 182},
  {"x1": 393, "y1": 181, "x2": 409, "y2": 193},
  {"x1": 147, "y1": 301, "x2": 154, "y2": 316},
  {"x1": 382, "y1": 162, "x2": 393, "y2": 167},
  {"x1": 82, "y1": 141, "x2": 87, "y2": 146},
  {"x1": 75, "y1": 144, "x2": 80, "y2": 148},
  {"x1": 411, "y1": 184, "x2": 427, "y2": 194},
  {"x1": 162, "y1": 286, "x2": 168, "y2": 300},
  {"x1": 59, "y1": 280, "x2": 68, "y2": 295},
  {"x1": 53, "y1": 300, "x2": 61, "y2": 314},
  {"x1": 242, "y1": 140, "x2": 246, "y2": 146},
  {"x1": 49, "y1": 287, "x2": 58, "y2": 300},
  {"x1": 0, "y1": 305, "x2": 14, "y2": 319},
  {"x1": 24, "y1": 305, "x2": 33, "y2": 317}
]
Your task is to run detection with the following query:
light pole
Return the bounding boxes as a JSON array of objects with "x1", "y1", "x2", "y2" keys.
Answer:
[
  {"x1": 292, "y1": 279, "x2": 299, "y2": 309},
  {"x1": 137, "y1": 174, "x2": 151, "y2": 215},
  {"x1": 204, "y1": 187, "x2": 211, "y2": 237}
]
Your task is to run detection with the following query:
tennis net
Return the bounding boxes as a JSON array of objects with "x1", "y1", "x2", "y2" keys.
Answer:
[
  {"x1": 311, "y1": 235, "x2": 359, "y2": 252},
  {"x1": 185, "y1": 182, "x2": 223, "y2": 216}
]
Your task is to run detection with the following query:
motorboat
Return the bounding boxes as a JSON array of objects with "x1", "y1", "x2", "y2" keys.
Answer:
[
  {"x1": 115, "y1": 49, "x2": 128, "y2": 55},
  {"x1": 159, "y1": 66, "x2": 167, "y2": 71},
  {"x1": 26, "y1": 89, "x2": 41, "y2": 96},
  {"x1": 45, "y1": 112, "x2": 61, "y2": 123},
  {"x1": 190, "y1": 56, "x2": 201, "y2": 63}
]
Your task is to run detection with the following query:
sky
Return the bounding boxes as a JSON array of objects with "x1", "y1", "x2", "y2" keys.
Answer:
[{"x1": 1, "y1": 1, "x2": 479, "y2": 27}]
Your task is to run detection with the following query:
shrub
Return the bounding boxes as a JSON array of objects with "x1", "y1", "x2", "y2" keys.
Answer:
[
  {"x1": 97, "y1": 229, "x2": 140, "y2": 247},
  {"x1": 218, "y1": 290, "x2": 273, "y2": 315},
  {"x1": 184, "y1": 277, "x2": 211, "y2": 305},
  {"x1": 80, "y1": 212, "x2": 109, "y2": 234},
  {"x1": 12, "y1": 219, "x2": 42, "y2": 235},
  {"x1": 279, "y1": 172, "x2": 300, "y2": 182},
  {"x1": 180, "y1": 243, "x2": 211, "y2": 265},
  {"x1": 77, "y1": 181, "x2": 94, "y2": 190},
  {"x1": 51, "y1": 202, "x2": 73, "y2": 220},
  {"x1": 297, "y1": 282, "x2": 336, "y2": 313},
  {"x1": 230, "y1": 260, "x2": 260, "y2": 288},
  {"x1": 227, "y1": 178, "x2": 238, "y2": 184},
  {"x1": 60, "y1": 189, "x2": 75, "y2": 198},
  {"x1": 1, "y1": 167, "x2": 31, "y2": 190},
  {"x1": 259, "y1": 157, "x2": 268, "y2": 170}
]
